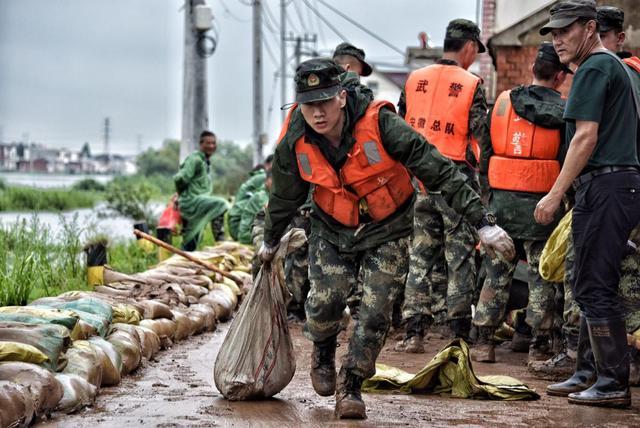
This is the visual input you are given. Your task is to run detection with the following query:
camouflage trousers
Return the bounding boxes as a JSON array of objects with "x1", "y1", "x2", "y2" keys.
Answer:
[
  {"x1": 284, "y1": 213, "x2": 311, "y2": 311},
  {"x1": 474, "y1": 239, "x2": 556, "y2": 333},
  {"x1": 304, "y1": 233, "x2": 409, "y2": 379},
  {"x1": 402, "y1": 192, "x2": 477, "y2": 324},
  {"x1": 561, "y1": 227, "x2": 640, "y2": 348}
]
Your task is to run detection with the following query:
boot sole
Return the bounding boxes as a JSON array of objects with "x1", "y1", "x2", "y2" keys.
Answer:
[
  {"x1": 568, "y1": 397, "x2": 631, "y2": 408},
  {"x1": 336, "y1": 405, "x2": 367, "y2": 419},
  {"x1": 546, "y1": 389, "x2": 574, "y2": 397}
]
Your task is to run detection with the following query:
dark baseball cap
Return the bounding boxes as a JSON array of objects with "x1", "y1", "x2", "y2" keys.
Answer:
[
  {"x1": 294, "y1": 58, "x2": 343, "y2": 104},
  {"x1": 540, "y1": 0, "x2": 597, "y2": 35},
  {"x1": 445, "y1": 19, "x2": 486, "y2": 53},
  {"x1": 333, "y1": 42, "x2": 373, "y2": 77},
  {"x1": 597, "y1": 6, "x2": 624, "y2": 32},
  {"x1": 537, "y1": 42, "x2": 574, "y2": 74}
]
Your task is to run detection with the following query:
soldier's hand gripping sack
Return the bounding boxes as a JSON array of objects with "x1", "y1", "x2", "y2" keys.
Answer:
[{"x1": 214, "y1": 228, "x2": 306, "y2": 400}]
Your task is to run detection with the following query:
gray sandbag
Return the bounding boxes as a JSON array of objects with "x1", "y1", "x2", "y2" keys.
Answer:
[
  {"x1": 62, "y1": 341, "x2": 104, "y2": 388},
  {"x1": 30, "y1": 297, "x2": 113, "y2": 323},
  {"x1": 170, "y1": 310, "x2": 195, "y2": 341},
  {"x1": 138, "y1": 319, "x2": 177, "y2": 348},
  {"x1": 214, "y1": 229, "x2": 303, "y2": 400},
  {"x1": 189, "y1": 304, "x2": 217, "y2": 332},
  {"x1": 0, "y1": 362, "x2": 62, "y2": 419},
  {"x1": 0, "y1": 322, "x2": 71, "y2": 371},
  {"x1": 180, "y1": 283, "x2": 209, "y2": 299},
  {"x1": 0, "y1": 306, "x2": 79, "y2": 331},
  {"x1": 139, "y1": 300, "x2": 174, "y2": 320},
  {"x1": 87, "y1": 337, "x2": 122, "y2": 386},
  {"x1": 107, "y1": 326, "x2": 142, "y2": 375},
  {"x1": 54, "y1": 373, "x2": 97, "y2": 414},
  {"x1": 132, "y1": 326, "x2": 161, "y2": 360},
  {"x1": 200, "y1": 290, "x2": 234, "y2": 322},
  {"x1": 0, "y1": 381, "x2": 36, "y2": 428}
]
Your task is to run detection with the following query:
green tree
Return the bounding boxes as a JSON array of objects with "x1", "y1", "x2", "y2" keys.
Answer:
[
  {"x1": 209, "y1": 140, "x2": 253, "y2": 196},
  {"x1": 136, "y1": 139, "x2": 180, "y2": 176}
]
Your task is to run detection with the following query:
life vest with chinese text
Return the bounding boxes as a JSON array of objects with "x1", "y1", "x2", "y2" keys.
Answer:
[
  {"x1": 488, "y1": 90, "x2": 561, "y2": 193},
  {"x1": 404, "y1": 64, "x2": 480, "y2": 162},
  {"x1": 294, "y1": 100, "x2": 415, "y2": 227}
]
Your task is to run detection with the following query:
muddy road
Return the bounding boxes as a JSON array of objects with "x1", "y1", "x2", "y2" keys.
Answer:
[{"x1": 39, "y1": 321, "x2": 640, "y2": 427}]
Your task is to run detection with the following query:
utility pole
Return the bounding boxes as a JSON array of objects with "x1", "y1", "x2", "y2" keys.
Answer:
[
  {"x1": 136, "y1": 134, "x2": 143, "y2": 154},
  {"x1": 103, "y1": 117, "x2": 110, "y2": 167},
  {"x1": 280, "y1": 0, "x2": 287, "y2": 122},
  {"x1": 284, "y1": 33, "x2": 318, "y2": 94},
  {"x1": 253, "y1": 0, "x2": 264, "y2": 166},
  {"x1": 181, "y1": 0, "x2": 210, "y2": 162}
]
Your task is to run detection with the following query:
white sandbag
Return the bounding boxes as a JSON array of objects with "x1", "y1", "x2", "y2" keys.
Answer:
[
  {"x1": 54, "y1": 373, "x2": 97, "y2": 414},
  {"x1": 214, "y1": 229, "x2": 304, "y2": 400}
]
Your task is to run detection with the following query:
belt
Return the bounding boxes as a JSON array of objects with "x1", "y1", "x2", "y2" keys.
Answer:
[{"x1": 572, "y1": 166, "x2": 639, "y2": 190}]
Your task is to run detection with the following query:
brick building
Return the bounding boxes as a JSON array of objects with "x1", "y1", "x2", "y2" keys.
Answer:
[{"x1": 481, "y1": 0, "x2": 640, "y2": 101}]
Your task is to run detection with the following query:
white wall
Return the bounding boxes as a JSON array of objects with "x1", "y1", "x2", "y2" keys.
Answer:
[
  {"x1": 494, "y1": 0, "x2": 551, "y2": 32},
  {"x1": 361, "y1": 72, "x2": 403, "y2": 105}
]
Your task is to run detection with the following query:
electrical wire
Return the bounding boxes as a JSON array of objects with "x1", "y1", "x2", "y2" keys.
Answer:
[
  {"x1": 219, "y1": 0, "x2": 251, "y2": 23},
  {"x1": 262, "y1": 1, "x2": 279, "y2": 34},
  {"x1": 292, "y1": 0, "x2": 308, "y2": 31},
  {"x1": 313, "y1": 0, "x2": 326, "y2": 45},
  {"x1": 266, "y1": 72, "x2": 279, "y2": 127},
  {"x1": 301, "y1": 0, "x2": 349, "y2": 43},
  {"x1": 315, "y1": 0, "x2": 404, "y2": 56},
  {"x1": 285, "y1": 8, "x2": 301, "y2": 34},
  {"x1": 262, "y1": 35, "x2": 280, "y2": 68}
]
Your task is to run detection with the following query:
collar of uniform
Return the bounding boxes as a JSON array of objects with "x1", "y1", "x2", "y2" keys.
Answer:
[
  {"x1": 437, "y1": 59, "x2": 459, "y2": 66},
  {"x1": 528, "y1": 84, "x2": 562, "y2": 97}
]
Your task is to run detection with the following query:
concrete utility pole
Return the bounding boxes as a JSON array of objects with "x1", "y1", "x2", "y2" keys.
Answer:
[
  {"x1": 103, "y1": 117, "x2": 110, "y2": 166},
  {"x1": 284, "y1": 33, "x2": 318, "y2": 94},
  {"x1": 181, "y1": 0, "x2": 209, "y2": 162},
  {"x1": 253, "y1": 0, "x2": 264, "y2": 166},
  {"x1": 280, "y1": 0, "x2": 287, "y2": 122}
]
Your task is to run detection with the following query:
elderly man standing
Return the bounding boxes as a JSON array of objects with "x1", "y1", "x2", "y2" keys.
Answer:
[{"x1": 536, "y1": 0, "x2": 640, "y2": 408}]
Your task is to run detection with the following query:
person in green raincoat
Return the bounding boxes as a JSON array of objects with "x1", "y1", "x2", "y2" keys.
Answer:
[
  {"x1": 173, "y1": 130, "x2": 230, "y2": 251},
  {"x1": 237, "y1": 169, "x2": 272, "y2": 245}
]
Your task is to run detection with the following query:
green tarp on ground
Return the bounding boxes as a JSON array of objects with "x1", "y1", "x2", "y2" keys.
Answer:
[{"x1": 362, "y1": 339, "x2": 539, "y2": 401}]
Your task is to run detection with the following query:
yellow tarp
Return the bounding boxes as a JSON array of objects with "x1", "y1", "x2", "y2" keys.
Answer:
[
  {"x1": 362, "y1": 339, "x2": 539, "y2": 401},
  {"x1": 112, "y1": 304, "x2": 142, "y2": 325},
  {"x1": 539, "y1": 209, "x2": 573, "y2": 283}
]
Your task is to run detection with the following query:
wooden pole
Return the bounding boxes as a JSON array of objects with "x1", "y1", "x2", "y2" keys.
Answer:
[{"x1": 133, "y1": 229, "x2": 243, "y2": 286}]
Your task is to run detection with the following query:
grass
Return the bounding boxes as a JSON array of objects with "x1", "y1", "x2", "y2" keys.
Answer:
[{"x1": 0, "y1": 185, "x2": 100, "y2": 212}]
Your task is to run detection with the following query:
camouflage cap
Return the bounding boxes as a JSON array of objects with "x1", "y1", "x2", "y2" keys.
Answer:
[
  {"x1": 445, "y1": 19, "x2": 486, "y2": 53},
  {"x1": 597, "y1": 6, "x2": 624, "y2": 32},
  {"x1": 540, "y1": 0, "x2": 597, "y2": 35},
  {"x1": 294, "y1": 58, "x2": 343, "y2": 104},
  {"x1": 537, "y1": 42, "x2": 574, "y2": 74},
  {"x1": 333, "y1": 42, "x2": 373, "y2": 76}
]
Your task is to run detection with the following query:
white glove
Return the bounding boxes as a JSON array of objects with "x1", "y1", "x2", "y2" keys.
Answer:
[
  {"x1": 258, "y1": 242, "x2": 279, "y2": 263},
  {"x1": 478, "y1": 225, "x2": 516, "y2": 261}
]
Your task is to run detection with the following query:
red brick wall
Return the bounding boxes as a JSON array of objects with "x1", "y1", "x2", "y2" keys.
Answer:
[{"x1": 479, "y1": 0, "x2": 497, "y2": 97}]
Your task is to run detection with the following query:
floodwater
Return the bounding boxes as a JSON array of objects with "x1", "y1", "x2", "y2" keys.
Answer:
[
  {"x1": 38, "y1": 322, "x2": 640, "y2": 427},
  {"x1": 0, "y1": 172, "x2": 115, "y2": 189}
]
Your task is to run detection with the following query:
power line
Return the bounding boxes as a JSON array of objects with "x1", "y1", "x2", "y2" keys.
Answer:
[
  {"x1": 262, "y1": 1, "x2": 279, "y2": 34},
  {"x1": 219, "y1": 0, "x2": 250, "y2": 22},
  {"x1": 285, "y1": 8, "x2": 301, "y2": 34},
  {"x1": 301, "y1": 0, "x2": 349, "y2": 43},
  {"x1": 292, "y1": 0, "x2": 308, "y2": 30},
  {"x1": 315, "y1": 0, "x2": 404, "y2": 56},
  {"x1": 262, "y1": 35, "x2": 279, "y2": 68},
  {"x1": 313, "y1": 0, "x2": 327, "y2": 45}
]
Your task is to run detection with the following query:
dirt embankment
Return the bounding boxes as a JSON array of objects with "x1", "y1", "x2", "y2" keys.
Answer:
[{"x1": 38, "y1": 323, "x2": 640, "y2": 427}]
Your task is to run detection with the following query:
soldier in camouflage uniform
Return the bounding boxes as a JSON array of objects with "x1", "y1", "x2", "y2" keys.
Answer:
[
  {"x1": 471, "y1": 43, "x2": 571, "y2": 364},
  {"x1": 395, "y1": 19, "x2": 492, "y2": 353},
  {"x1": 258, "y1": 58, "x2": 514, "y2": 419}
]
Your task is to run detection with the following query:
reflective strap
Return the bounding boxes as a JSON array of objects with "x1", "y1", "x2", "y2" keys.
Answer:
[
  {"x1": 297, "y1": 153, "x2": 312, "y2": 176},
  {"x1": 363, "y1": 141, "x2": 382, "y2": 165}
]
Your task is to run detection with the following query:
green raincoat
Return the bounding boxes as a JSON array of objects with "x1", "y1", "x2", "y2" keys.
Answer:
[
  {"x1": 173, "y1": 151, "x2": 229, "y2": 245},
  {"x1": 237, "y1": 187, "x2": 269, "y2": 245}
]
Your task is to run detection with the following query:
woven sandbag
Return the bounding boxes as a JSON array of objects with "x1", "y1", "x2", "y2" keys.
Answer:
[
  {"x1": 0, "y1": 380, "x2": 36, "y2": 428},
  {"x1": 0, "y1": 322, "x2": 71, "y2": 371},
  {"x1": 54, "y1": 373, "x2": 97, "y2": 414},
  {"x1": 170, "y1": 310, "x2": 195, "y2": 341},
  {"x1": 189, "y1": 304, "x2": 217, "y2": 332},
  {"x1": 139, "y1": 300, "x2": 174, "y2": 320},
  {"x1": 0, "y1": 362, "x2": 62, "y2": 418},
  {"x1": 132, "y1": 326, "x2": 161, "y2": 360},
  {"x1": 62, "y1": 341, "x2": 104, "y2": 389},
  {"x1": 106, "y1": 328, "x2": 142, "y2": 375},
  {"x1": 87, "y1": 337, "x2": 122, "y2": 387},
  {"x1": 139, "y1": 319, "x2": 177, "y2": 345}
]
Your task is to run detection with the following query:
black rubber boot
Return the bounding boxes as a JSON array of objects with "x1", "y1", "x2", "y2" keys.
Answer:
[
  {"x1": 211, "y1": 215, "x2": 226, "y2": 242},
  {"x1": 335, "y1": 368, "x2": 366, "y2": 419},
  {"x1": 450, "y1": 318, "x2": 471, "y2": 342},
  {"x1": 310, "y1": 335, "x2": 337, "y2": 396},
  {"x1": 547, "y1": 315, "x2": 595, "y2": 396},
  {"x1": 568, "y1": 317, "x2": 631, "y2": 408}
]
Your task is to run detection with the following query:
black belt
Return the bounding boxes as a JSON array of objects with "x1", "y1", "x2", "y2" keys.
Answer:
[{"x1": 573, "y1": 166, "x2": 639, "y2": 190}]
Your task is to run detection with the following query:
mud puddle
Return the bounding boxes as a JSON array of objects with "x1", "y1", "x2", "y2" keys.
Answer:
[{"x1": 38, "y1": 322, "x2": 640, "y2": 427}]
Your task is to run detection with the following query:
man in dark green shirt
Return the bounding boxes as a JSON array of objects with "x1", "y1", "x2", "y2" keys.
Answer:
[
  {"x1": 258, "y1": 58, "x2": 514, "y2": 419},
  {"x1": 537, "y1": 0, "x2": 640, "y2": 408}
]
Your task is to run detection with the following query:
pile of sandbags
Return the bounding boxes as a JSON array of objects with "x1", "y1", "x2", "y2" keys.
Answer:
[{"x1": 0, "y1": 241, "x2": 252, "y2": 424}]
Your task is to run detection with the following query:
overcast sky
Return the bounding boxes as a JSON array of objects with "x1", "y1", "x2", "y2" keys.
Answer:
[{"x1": 0, "y1": 0, "x2": 479, "y2": 155}]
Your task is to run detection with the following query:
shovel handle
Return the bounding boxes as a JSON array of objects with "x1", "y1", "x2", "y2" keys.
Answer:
[{"x1": 133, "y1": 229, "x2": 243, "y2": 286}]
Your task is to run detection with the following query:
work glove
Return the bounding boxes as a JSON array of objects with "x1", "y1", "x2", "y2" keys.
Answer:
[
  {"x1": 258, "y1": 242, "x2": 279, "y2": 263},
  {"x1": 478, "y1": 225, "x2": 516, "y2": 261}
]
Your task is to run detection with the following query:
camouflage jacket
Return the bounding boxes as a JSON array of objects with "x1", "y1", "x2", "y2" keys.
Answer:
[
  {"x1": 487, "y1": 85, "x2": 566, "y2": 240},
  {"x1": 264, "y1": 90, "x2": 485, "y2": 252}
]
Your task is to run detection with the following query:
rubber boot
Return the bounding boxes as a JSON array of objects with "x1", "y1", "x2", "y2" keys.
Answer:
[
  {"x1": 335, "y1": 368, "x2": 366, "y2": 419},
  {"x1": 471, "y1": 327, "x2": 496, "y2": 363},
  {"x1": 528, "y1": 332, "x2": 553, "y2": 363},
  {"x1": 310, "y1": 335, "x2": 337, "y2": 396},
  {"x1": 450, "y1": 318, "x2": 471, "y2": 342},
  {"x1": 211, "y1": 215, "x2": 226, "y2": 242},
  {"x1": 547, "y1": 315, "x2": 595, "y2": 396},
  {"x1": 568, "y1": 317, "x2": 631, "y2": 408},
  {"x1": 394, "y1": 316, "x2": 428, "y2": 353}
]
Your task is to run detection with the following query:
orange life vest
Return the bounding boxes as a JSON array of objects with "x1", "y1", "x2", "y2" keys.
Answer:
[
  {"x1": 404, "y1": 64, "x2": 480, "y2": 162},
  {"x1": 624, "y1": 56, "x2": 640, "y2": 74},
  {"x1": 294, "y1": 100, "x2": 415, "y2": 227},
  {"x1": 488, "y1": 90, "x2": 561, "y2": 194}
]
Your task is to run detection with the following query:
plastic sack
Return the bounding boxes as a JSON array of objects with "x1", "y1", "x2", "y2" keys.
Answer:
[
  {"x1": 0, "y1": 342, "x2": 49, "y2": 365},
  {"x1": 0, "y1": 322, "x2": 71, "y2": 371},
  {"x1": 0, "y1": 362, "x2": 64, "y2": 417},
  {"x1": 539, "y1": 209, "x2": 573, "y2": 282},
  {"x1": 62, "y1": 341, "x2": 104, "y2": 388},
  {"x1": 0, "y1": 381, "x2": 35, "y2": 428},
  {"x1": 88, "y1": 337, "x2": 122, "y2": 386},
  {"x1": 158, "y1": 199, "x2": 181, "y2": 233},
  {"x1": 0, "y1": 306, "x2": 79, "y2": 331},
  {"x1": 54, "y1": 373, "x2": 97, "y2": 414},
  {"x1": 214, "y1": 228, "x2": 305, "y2": 400}
]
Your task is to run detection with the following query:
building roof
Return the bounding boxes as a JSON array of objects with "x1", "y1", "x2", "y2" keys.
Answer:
[{"x1": 488, "y1": 1, "x2": 556, "y2": 48}]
